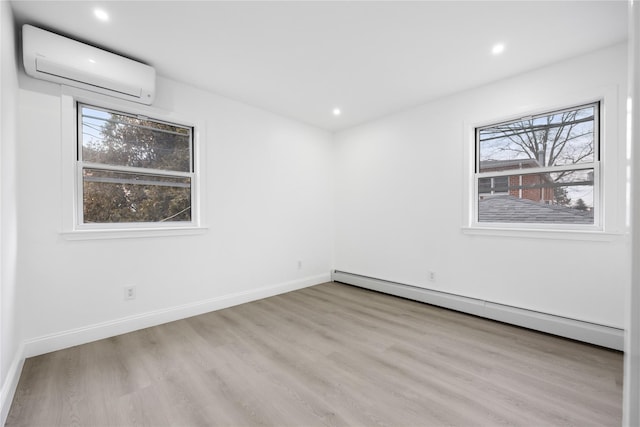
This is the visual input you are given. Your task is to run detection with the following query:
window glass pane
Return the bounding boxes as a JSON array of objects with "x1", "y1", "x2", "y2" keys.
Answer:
[
  {"x1": 82, "y1": 169, "x2": 191, "y2": 223},
  {"x1": 478, "y1": 104, "x2": 596, "y2": 172},
  {"x1": 478, "y1": 169, "x2": 594, "y2": 224},
  {"x1": 81, "y1": 105, "x2": 192, "y2": 172}
]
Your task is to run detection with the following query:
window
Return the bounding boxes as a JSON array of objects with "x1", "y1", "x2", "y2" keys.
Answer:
[
  {"x1": 475, "y1": 102, "x2": 599, "y2": 226},
  {"x1": 78, "y1": 104, "x2": 195, "y2": 226},
  {"x1": 478, "y1": 176, "x2": 508, "y2": 195}
]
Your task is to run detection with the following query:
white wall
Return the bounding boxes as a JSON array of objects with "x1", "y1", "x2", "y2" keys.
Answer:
[
  {"x1": 624, "y1": 1, "x2": 640, "y2": 424},
  {"x1": 1, "y1": 0, "x2": 22, "y2": 422},
  {"x1": 16, "y1": 73, "x2": 334, "y2": 354},
  {"x1": 334, "y1": 43, "x2": 629, "y2": 329}
]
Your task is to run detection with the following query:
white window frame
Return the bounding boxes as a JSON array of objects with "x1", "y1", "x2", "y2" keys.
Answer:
[
  {"x1": 61, "y1": 87, "x2": 206, "y2": 240},
  {"x1": 473, "y1": 102, "x2": 601, "y2": 230},
  {"x1": 462, "y1": 86, "x2": 625, "y2": 240}
]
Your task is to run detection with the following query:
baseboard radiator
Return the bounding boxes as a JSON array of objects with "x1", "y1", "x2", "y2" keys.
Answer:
[{"x1": 332, "y1": 270, "x2": 624, "y2": 351}]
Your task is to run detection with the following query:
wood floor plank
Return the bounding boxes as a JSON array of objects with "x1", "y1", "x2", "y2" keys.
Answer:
[{"x1": 6, "y1": 282, "x2": 623, "y2": 426}]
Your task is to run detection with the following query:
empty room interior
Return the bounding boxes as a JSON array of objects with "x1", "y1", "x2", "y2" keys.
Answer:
[{"x1": 2, "y1": 0, "x2": 640, "y2": 425}]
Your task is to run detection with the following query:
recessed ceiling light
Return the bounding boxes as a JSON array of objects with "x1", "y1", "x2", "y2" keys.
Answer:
[
  {"x1": 94, "y1": 8, "x2": 109, "y2": 22},
  {"x1": 333, "y1": 108, "x2": 341, "y2": 116},
  {"x1": 492, "y1": 43, "x2": 505, "y2": 55}
]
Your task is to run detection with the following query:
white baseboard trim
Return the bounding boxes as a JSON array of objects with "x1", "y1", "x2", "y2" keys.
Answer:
[
  {"x1": 1, "y1": 343, "x2": 25, "y2": 426},
  {"x1": 24, "y1": 273, "x2": 331, "y2": 358},
  {"x1": 332, "y1": 270, "x2": 624, "y2": 351}
]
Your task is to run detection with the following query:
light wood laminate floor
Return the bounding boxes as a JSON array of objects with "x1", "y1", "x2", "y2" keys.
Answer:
[{"x1": 7, "y1": 282, "x2": 623, "y2": 426}]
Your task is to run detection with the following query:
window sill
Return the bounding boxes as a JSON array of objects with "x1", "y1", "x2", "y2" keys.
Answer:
[
  {"x1": 61, "y1": 226, "x2": 208, "y2": 241},
  {"x1": 461, "y1": 226, "x2": 627, "y2": 242}
]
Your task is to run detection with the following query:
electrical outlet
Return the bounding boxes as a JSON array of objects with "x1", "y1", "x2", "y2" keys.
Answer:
[
  {"x1": 124, "y1": 286, "x2": 136, "y2": 300},
  {"x1": 428, "y1": 271, "x2": 436, "y2": 282}
]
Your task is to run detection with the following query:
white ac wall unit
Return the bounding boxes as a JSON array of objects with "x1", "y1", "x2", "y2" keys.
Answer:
[{"x1": 22, "y1": 25, "x2": 155, "y2": 105}]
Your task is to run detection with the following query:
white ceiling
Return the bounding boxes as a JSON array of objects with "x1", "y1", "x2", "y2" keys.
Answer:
[{"x1": 10, "y1": 0, "x2": 629, "y2": 131}]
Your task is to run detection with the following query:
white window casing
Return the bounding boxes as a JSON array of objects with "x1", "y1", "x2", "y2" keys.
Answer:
[
  {"x1": 60, "y1": 87, "x2": 207, "y2": 240},
  {"x1": 462, "y1": 85, "x2": 625, "y2": 241}
]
